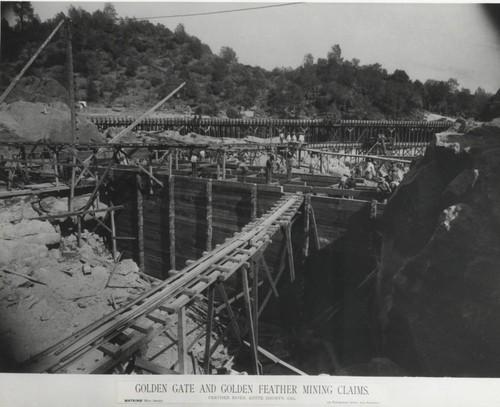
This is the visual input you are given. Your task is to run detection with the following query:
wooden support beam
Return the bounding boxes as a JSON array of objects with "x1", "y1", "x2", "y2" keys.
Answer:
[
  {"x1": 168, "y1": 150, "x2": 173, "y2": 178},
  {"x1": 76, "y1": 215, "x2": 81, "y2": 247},
  {"x1": 137, "y1": 163, "x2": 164, "y2": 188},
  {"x1": 169, "y1": 177, "x2": 176, "y2": 271},
  {"x1": 310, "y1": 205, "x2": 321, "y2": 250},
  {"x1": 177, "y1": 307, "x2": 187, "y2": 374},
  {"x1": 110, "y1": 206, "x2": 117, "y2": 261},
  {"x1": 206, "y1": 180, "x2": 212, "y2": 251},
  {"x1": 88, "y1": 83, "x2": 185, "y2": 164},
  {"x1": 260, "y1": 256, "x2": 279, "y2": 298},
  {"x1": 251, "y1": 183, "x2": 257, "y2": 222},
  {"x1": 305, "y1": 148, "x2": 412, "y2": 164},
  {"x1": 216, "y1": 282, "x2": 241, "y2": 342},
  {"x1": 134, "y1": 356, "x2": 179, "y2": 375},
  {"x1": 258, "y1": 240, "x2": 287, "y2": 317},
  {"x1": 252, "y1": 261, "x2": 259, "y2": 358},
  {"x1": 28, "y1": 205, "x2": 124, "y2": 221},
  {"x1": 136, "y1": 175, "x2": 145, "y2": 273},
  {"x1": 303, "y1": 193, "x2": 311, "y2": 259},
  {"x1": 203, "y1": 285, "x2": 215, "y2": 374},
  {"x1": 242, "y1": 341, "x2": 308, "y2": 376},
  {"x1": 240, "y1": 267, "x2": 259, "y2": 375},
  {"x1": 284, "y1": 225, "x2": 295, "y2": 282},
  {"x1": 69, "y1": 153, "x2": 76, "y2": 213},
  {"x1": 222, "y1": 150, "x2": 226, "y2": 180}
]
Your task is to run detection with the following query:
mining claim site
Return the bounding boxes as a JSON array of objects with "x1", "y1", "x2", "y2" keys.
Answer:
[{"x1": 1, "y1": 17, "x2": 500, "y2": 378}]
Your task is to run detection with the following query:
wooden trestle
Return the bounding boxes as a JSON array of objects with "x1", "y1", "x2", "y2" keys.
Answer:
[{"x1": 20, "y1": 193, "x2": 305, "y2": 374}]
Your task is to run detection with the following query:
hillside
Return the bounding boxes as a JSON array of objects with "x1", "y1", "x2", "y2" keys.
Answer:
[{"x1": 0, "y1": 3, "x2": 496, "y2": 120}]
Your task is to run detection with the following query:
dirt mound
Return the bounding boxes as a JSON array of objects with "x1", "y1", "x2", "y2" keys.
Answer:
[
  {"x1": 377, "y1": 121, "x2": 500, "y2": 376},
  {"x1": 0, "y1": 101, "x2": 104, "y2": 143},
  {"x1": 4, "y1": 76, "x2": 69, "y2": 105}
]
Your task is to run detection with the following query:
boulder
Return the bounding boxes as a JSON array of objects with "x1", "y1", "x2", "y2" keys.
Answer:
[{"x1": 377, "y1": 122, "x2": 500, "y2": 376}]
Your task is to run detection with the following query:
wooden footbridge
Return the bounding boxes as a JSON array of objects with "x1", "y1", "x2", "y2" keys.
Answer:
[{"x1": 20, "y1": 193, "x2": 305, "y2": 374}]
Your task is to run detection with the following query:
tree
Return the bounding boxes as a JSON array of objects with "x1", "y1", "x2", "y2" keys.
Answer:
[
  {"x1": 391, "y1": 69, "x2": 410, "y2": 83},
  {"x1": 303, "y1": 53, "x2": 314, "y2": 67},
  {"x1": 102, "y1": 3, "x2": 117, "y2": 21},
  {"x1": 327, "y1": 44, "x2": 343, "y2": 64},
  {"x1": 11, "y1": 2, "x2": 38, "y2": 29},
  {"x1": 219, "y1": 46, "x2": 238, "y2": 64}
]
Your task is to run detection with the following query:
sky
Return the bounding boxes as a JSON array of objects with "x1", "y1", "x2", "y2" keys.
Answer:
[{"x1": 24, "y1": 1, "x2": 500, "y2": 93}]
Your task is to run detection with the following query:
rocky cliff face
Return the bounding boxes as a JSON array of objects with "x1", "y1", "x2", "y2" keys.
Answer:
[{"x1": 377, "y1": 122, "x2": 500, "y2": 376}]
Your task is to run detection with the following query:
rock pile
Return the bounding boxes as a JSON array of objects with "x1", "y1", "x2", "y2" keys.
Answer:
[{"x1": 377, "y1": 121, "x2": 500, "y2": 376}]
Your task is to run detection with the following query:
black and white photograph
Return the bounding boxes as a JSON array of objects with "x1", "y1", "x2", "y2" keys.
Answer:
[{"x1": 0, "y1": 1, "x2": 499, "y2": 405}]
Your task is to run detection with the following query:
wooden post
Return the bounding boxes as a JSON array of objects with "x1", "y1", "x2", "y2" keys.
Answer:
[
  {"x1": 285, "y1": 225, "x2": 295, "y2": 282},
  {"x1": 303, "y1": 193, "x2": 311, "y2": 259},
  {"x1": 203, "y1": 285, "x2": 215, "y2": 373},
  {"x1": 217, "y1": 282, "x2": 241, "y2": 342},
  {"x1": 177, "y1": 307, "x2": 187, "y2": 374},
  {"x1": 222, "y1": 150, "x2": 226, "y2": 180},
  {"x1": 260, "y1": 256, "x2": 279, "y2": 298},
  {"x1": 250, "y1": 184, "x2": 257, "y2": 222},
  {"x1": 7, "y1": 168, "x2": 13, "y2": 191},
  {"x1": 258, "y1": 240, "x2": 287, "y2": 317},
  {"x1": 175, "y1": 148, "x2": 179, "y2": 171},
  {"x1": 241, "y1": 267, "x2": 259, "y2": 375},
  {"x1": 69, "y1": 151, "x2": 76, "y2": 213},
  {"x1": 169, "y1": 177, "x2": 176, "y2": 271},
  {"x1": 66, "y1": 20, "x2": 76, "y2": 143},
  {"x1": 93, "y1": 150, "x2": 99, "y2": 209},
  {"x1": 52, "y1": 149, "x2": 59, "y2": 188},
  {"x1": 216, "y1": 151, "x2": 221, "y2": 180},
  {"x1": 110, "y1": 205, "x2": 117, "y2": 261},
  {"x1": 206, "y1": 180, "x2": 212, "y2": 251},
  {"x1": 76, "y1": 215, "x2": 81, "y2": 247},
  {"x1": 136, "y1": 175, "x2": 145, "y2": 273},
  {"x1": 168, "y1": 150, "x2": 173, "y2": 178},
  {"x1": 252, "y1": 261, "x2": 259, "y2": 357},
  {"x1": 310, "y1": 205, "x2": 321, "y2": 250}
]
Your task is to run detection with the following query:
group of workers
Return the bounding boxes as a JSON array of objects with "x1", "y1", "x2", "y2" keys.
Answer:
[
  {"x1": 279, "y1": 133, "x2": 305, "y2": 144},
  {"x1": 189, "y1": 147, "x2": 407, "y2": 201}
]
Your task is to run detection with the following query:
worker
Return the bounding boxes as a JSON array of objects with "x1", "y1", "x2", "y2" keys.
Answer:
[
  {"x1": 292, "y1": 133, "x2": 297, "y2": 142},
  {"x1": 298, "y1": 134, "x2": 305, "y2": 143},
  {"x1": 199, "y1": 149, "x2": 206, "y2": 162},
  {"x1": 286, "y1": 150, "x2": 294, "y2": 181},
  {"x1": 338, "y1": 174, "x2": 348, "y2": 189},
  {"x1": 365, "y1": 158, "x2": 376, "y2": 180},
  {"x1": 239, "y1": 158, "x2": 248, "y2": 183},
  {"x1": 346, "y1": 173, "x2": 356, "y2": 189},
  {"x1": 265, "y1": 154, "x2": 275, "y2": 184},
  {"x1": 286, "y1": 134, "x2": 292, "y2": 143},
  {"x1": 190, "y1": 152, "x2": 198, "y2": 178},
  {"x1": 279, "y1": 133, "x2": 285, "y2": 144},
  {"x1": 377, "y1": 176, "x2": 392, "y2": 201}
]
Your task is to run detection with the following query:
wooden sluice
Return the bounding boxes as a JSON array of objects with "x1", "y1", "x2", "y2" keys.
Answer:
[
  {"x1": 90, "y1": 116, "x2": 451, "y2": 145},
  {"x1": 20, "y1": 193, "x2": 304, "y2": 374}
]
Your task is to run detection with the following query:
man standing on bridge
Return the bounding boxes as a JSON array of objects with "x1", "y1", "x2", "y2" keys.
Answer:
[
  {"x1": 191, "y1": 151, "x2": 198, "y2": 178},
  {"x1": 266, "y1": 154, "x2": 275, "y2": 184}
]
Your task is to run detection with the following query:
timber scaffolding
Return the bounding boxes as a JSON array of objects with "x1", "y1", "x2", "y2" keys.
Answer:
[{"x1": 2, "y1": 138, "x2": 387, "y2": 375}]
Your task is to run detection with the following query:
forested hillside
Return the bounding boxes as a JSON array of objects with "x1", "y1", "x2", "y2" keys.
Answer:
[{"x1": 1, "y1": 2, "x2": 496, "y2": 120}]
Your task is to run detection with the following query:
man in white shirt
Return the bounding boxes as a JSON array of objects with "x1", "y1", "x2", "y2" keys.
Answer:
[{"x1": 191, "y1": 153, "x2": 198, "y2": 178}]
